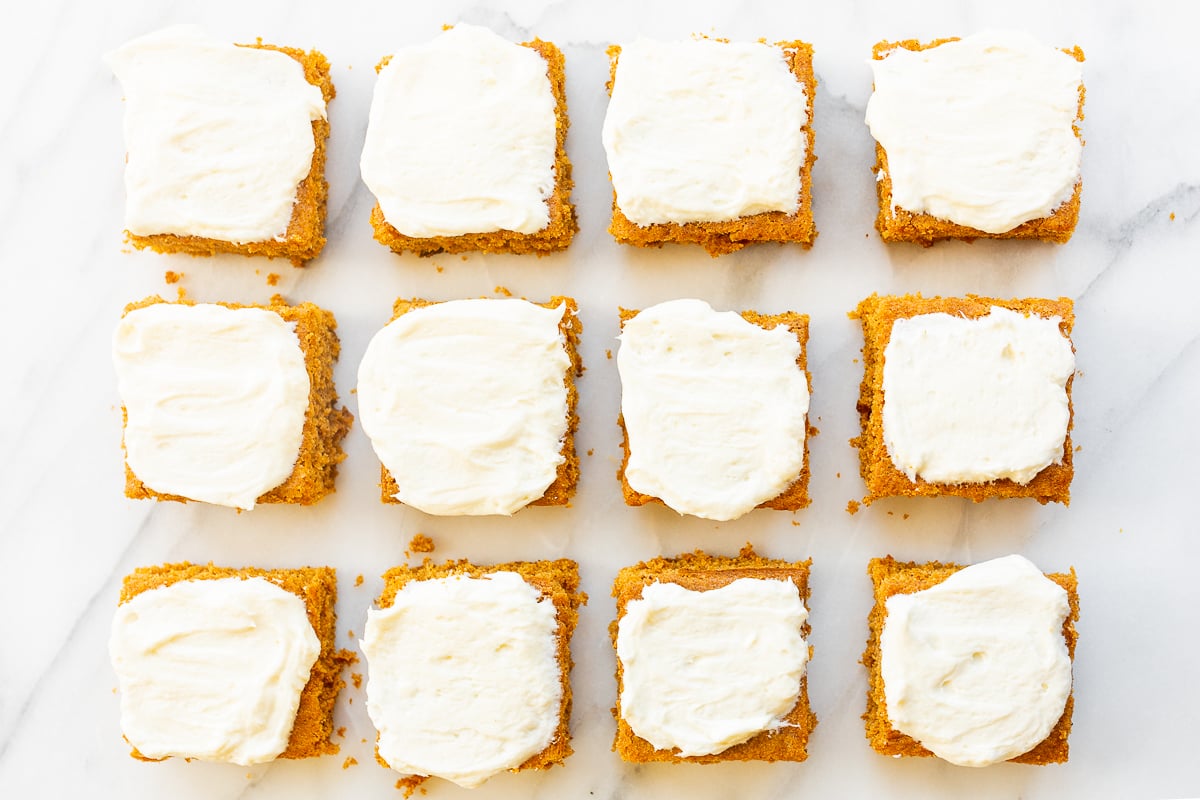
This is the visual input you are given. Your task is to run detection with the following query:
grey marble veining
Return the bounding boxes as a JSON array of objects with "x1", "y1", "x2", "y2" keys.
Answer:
[{"x1": 3, "y1": 0, "x2": 1199, "y2": 797}]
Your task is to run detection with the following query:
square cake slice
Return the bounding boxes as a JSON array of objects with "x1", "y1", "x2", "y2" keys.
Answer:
[
  {"x1": 602, "y1": 37, "x2": 817, "y2": 256},
  {"x1": 362, "y1": 559, "x2": 585, "y2": 791},
  {"x1": 113, "y1": 296, "x2": 353, "y2": 509},
  {"x1": 611, "y1": 547, "x2": 816, "y2": 763},
  {"x1": 865, "y1": 31, "x2": 1085, "y2": 245},
  {"x1": 617, "y1": 299, "x2": 811, "y2": 520},
  {"x1": 357, "y1": 296, "x2": 582, "y2": 514},
  {"x1": 361, "y1": 24, "x2": 576, "y2": 256},
  {"x1": 851, "y1": 293, "x2": 1075, "y2": 505},
  {"x1": 110, "y1": 563, "x2": 349, "y2": 763},
  {"x1": 863, "y1": 555, "x2": 1079, "y2": 765},
  {"x1": 107, "y1": 25, "x2": 334, "y2": 265}
]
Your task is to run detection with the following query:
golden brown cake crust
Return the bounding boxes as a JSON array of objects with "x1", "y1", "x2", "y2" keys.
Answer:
[
  {"x1": 125, "y1": 42, "x2": 334, "y2": 266},
  {"x1": 616, "y1": 308, "x2": 812, "y2": 513},
  {"x1": 605, "y1": 39, "x2": 818, "y2": 256},
  {"x1": 373, "y1": 559, "x2": 586, "y2": 787},
  {"x1": 368, "y1": 38, "x2": 577, "y2": 256},
  {"x1": 378, "y1": 297, "x2": 582, "y2": 508},
  {"x1": 610, "y1": 547, "x2": 816, "y2": 763},
  {"x1": 117, "y1": 562, "x2": 353, "y2": 761},
  {"x1": 850, "y1": 293, "x2": 1075, "y2": 505},
  {"x1": 862, "y1": 556, "x2": 1079, "y2": 764},
  {"x1": 120, "y1": 295, "x2": 354, "y2": 507},
  {"x1": 870, "y1": 38, "x2": 1086, "y2": 246}
]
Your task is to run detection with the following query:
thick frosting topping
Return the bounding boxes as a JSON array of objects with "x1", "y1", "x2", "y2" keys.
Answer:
[
  {"x1": 361, "y1": 572, "x2": 561, "y2": 788},
  {"x1": 880, "y1": 555, "x2": 1072, "y2": 767},
  {"x1": 356, "y1": 299, "x2": 570, "y2": 515},
  {"x1": 602, "y1": 38, "x2": 807, "y2": 225},
  {"x1": 106, "y1": 25, "x2": 326, "y2": 242},
  {"x1": 109, "y1": 577, "x2": 320, "y2": 766},
  {"x1": 112, "y1": 303, "x2": 310, "y2": 510},
  {"x1": 865, "y1": 30, "x2": 1083, "y2": 233},
  {"x1": 616, "y1": 578, "x2": 808, "y2": 757},
  {"x1": 360, "y1": 24, "x2": 556, "y2": 237},
  {"x1": 618, "y1": 299, "x2": 809, "y2": 520},
  {"x1": 882, "y1": 306, "x2": 1074, "y2": 485}
]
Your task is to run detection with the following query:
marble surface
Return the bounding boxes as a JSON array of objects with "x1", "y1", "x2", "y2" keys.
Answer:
[{"x1": 2, "y1": 0, "x2": 1199, "y2": 797}]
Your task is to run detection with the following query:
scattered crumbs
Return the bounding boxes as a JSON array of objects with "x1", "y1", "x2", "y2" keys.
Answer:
[
  {"x1": 1074, "y1": 445, "x2": 1082, "y2": 453},
  {"x1": 435, "y1": 265, "x2": 444, "y2": 273},
  {"x1": 396, "y1": 776, "x2": 426, "y2": 798},
  {"x1": 164, "y1": 270, "x2": 183, "y2": 284},
  {"x1": 409, "y1": 533, "x2": 435, "y2": 553},
  {"x1": 350, "y1": 387, "x2": 357, "y2": 395},
  {"x1": 902, "y1": 513, "x2": 910, "y2": 520},
  {"x1": 266, "y1": 272, "x2": 280, "y2": 286},
  {"x1": 852, "y1": 358, "x2": 859, "y2": 364},
  {"x1": 121, "y1": 247, "x2": 133, "y2": 254},
  {"x1": 1170, "y1": 212, "x2": 1176, "y2": 221},
  {"x1": 336, "y1": 726, "x2": 346, "y2": 738},
  {"x1": 605, "y1": 349, "x2": 613, "y2": 360},
  {"x1": 175, "y1": 286, "x2": 189, "y2": 301},
  {"x1": 112, "y1": 687, "x2": 117, "y2": 694},
  {"x1": 865, "y1": 232, "x2": 870, "y2": 238},
  {"x1": 886, "y1": 510, "x2": 894, "y2": 516},
  {"x1": 587, "y1": 448, "x2": 594, "y2": 456},
  {"x1": 247, "y1": 773, "x2": 253, "y2": 780},
  {"x1": 836, "y1": 472, "x2": 841, "y2": 479},
  {"x1": 846, "y1": 499, "x2": 861, "y2": 515},
  {"x1": 255, "y1": 269, "x2": 261, "y2": 276},
  {"x1": 362, "y1": 738, "x2": 368, "y2": 744},
  {"x1": 460, "y1": 255, "x2": 468, "y2": 261},
  {"x1": 347, "y1": 629, "x2": 355, "y2": 640},
  {"x1": 352, "y1": 672, "x2": 364, "y2": 689},
  {"x1": 790, "y1": 520, "x2": 800, "y2": 527},
  {"x1": 342, "y1": 756, "x2": 358, "y2": 770},
  {"x1": 494, "y1": 285, "x2": 513, "y2": 297},
  {"x1": 355, "y1": 574, "x2": 364, "y2": 587},
  {"x1": 348, "y1": 697, "x2": 353, "y2": 705}
]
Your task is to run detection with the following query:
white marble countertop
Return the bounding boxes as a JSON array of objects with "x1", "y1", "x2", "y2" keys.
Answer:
[{"x1": 3, "y1": 0, "x2": 1199, "y2": 797}]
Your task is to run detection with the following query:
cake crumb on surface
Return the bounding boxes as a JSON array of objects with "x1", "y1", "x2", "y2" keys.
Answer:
[
  {"x1": 336, "y1": 726, "x2": 346, "y2": 738},
  {"x1": 267, "y1": 272, "x2": 281, "y2": 286},
  {"x1": 352, "y1": 673, "x2": 363, "y2": 689},
  {"x1": 1170, "y1": 212, "x2": 1176, "y2": 220},
  {"x1": 587, "y1": 448, "x2": 594, "y2": 456},
  {"x1": 902, "y1": 513, "x2": 910, "y2": 520},
  {"x1": 175, "y1": 286, "x2": 189, "y2": 301},
  {"x1": 164, "y1": 270, "x2": 183, "y2": 284},
  {"x1": 606, "y1": 349, "x2": 613, "y2": 359},
  {"x1": 347, "y1": 629, "x2": 355, "y2": 639},
  {"x1": 847, "y1": 499, "x2": 861, "y2": 515},
  {"x1": 791, "y1": 519, "x2": 800, "y2": 526},
  {"x1": 342, "y1": 756, "x2": 357, "y2": 769},
  {"x1": 355, "y1": 574, "x2": 364, "y2": 587},
  {"x1": 396, "y1": 776, "x2": 427, "y2": 797},
  {"x1": 409, "y1": 534, "x2": 435, "y2": 553},
  {"x1": 435, "y1": 265, "x2": 444, "y2": 273},
  {"x1": 494, "y1": 285, "x2": 513, "y2": 297}
]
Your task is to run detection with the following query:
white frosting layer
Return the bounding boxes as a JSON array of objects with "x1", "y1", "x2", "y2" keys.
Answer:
[
  {"x1": 602, "y1": 39, "x2": 807, "y2": 225},
  {"x1": 113, "y1": 303, "x2": 310, "y2": 510},
  {"x1": 109, "y1": 577, "x2": 320, "y2": 766},
  {"x1": 362, "y1": 572, "x2": 561, "y2": 788},
  {"x1": 882, "y1": 306, "x2": 1074, "y2": 485},
  {"x1": 106, "y1": 25, "x2": 326, "y2": 242},
  {"x1": 360, "y1": 24, "x2": 556, "y2": 237},
  {"x1": 618, "y1": 299, "x2": 809, "y2": 520},
  {"x1": 356, "y1": 299, "x2": 570, "y2": 515},
  {"x1": 880, "y1": 555, "x2": 1072, "y2": 767},
  {"x1": 865, "y1": 30, "x2": 1083, "y2": 233},
  {"x1": 616, "y1": 578, "x2": 808, "y2": 757}
]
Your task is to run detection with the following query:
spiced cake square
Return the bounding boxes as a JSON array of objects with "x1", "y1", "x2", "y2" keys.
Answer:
[
  {"x1": 863, "y1": 555, "x2": 1079, "y2": 766},
  {"x1": 851, "y1": 293, "x2": 1075, "y2": 505},
  {"x1": 357, "y1": 296, "x2": 582, "y2": 514},
  {"x1": 113, "y1": 296, "x2": 353, "y2": 509},
  {"x1": 617, "y1": 299, "x2": 811, "y2": 520},
  {"x1": 611, "y1": 548, "x2": 815, "y2": 763},
  {"x1": 602, "y1": 37, "x2": 817, "y2": 256},
  {"x1": 361, "y1": 24, "x2": 576, "y2": 256},
  {"x1": 865, "y1": 31, "x2": 1085, "y2": 245},
  {"x1": 361, "y1": 559, "x2": 584, "y2": 790},
  {"x1": 107, "y1": 25, "x2": 334, "y2": 265},
  {"x1": 109, "y1": 562, "x2": 348, "y2": 764}
]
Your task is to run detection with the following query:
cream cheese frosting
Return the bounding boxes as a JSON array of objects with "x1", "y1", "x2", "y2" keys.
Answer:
[
  {"x1": 359, "y1": 24, "x2": 557, "y2": 238},
  {"x1": 106, "y1": 25, "x2": 326, "y2": 243},
  {"x1": 601, "y1": 38, "x2": 807, "y2": 225},
  {"x1": 618, "y1": 299, "x2": 809, "y2": 520},
  {"x1": 356, "y1": 299, "x2": 570, "y2": 515},
  {"x1": 112, "y1": 303, "x2": 311, "y2": 510},
  {"x1": 616, "y1": 578, "x2": 808, "y2": 757},
  {"x1": 880, "y1": 555, "x2": 1072, "y2": 767},
  {"x1": 361, "y1": 572, "x2": 561, "y2": 788},
  {"x1": 109, "y1": 577, "x2": 320, "y2": 766},
  {"x1": 865, "y1": 30, "x2": 1083, "y2": 233},
  {"x1": 881, "y1": 306, "x2": 1074, "y2": 485}
]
